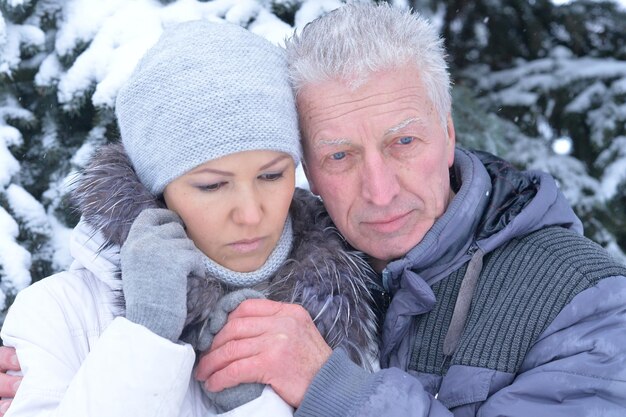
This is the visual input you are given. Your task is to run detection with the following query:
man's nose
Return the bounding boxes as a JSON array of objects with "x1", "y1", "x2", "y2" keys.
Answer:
[{"x1": 361, "y1": 153, "x2": 400, "y2": 206}]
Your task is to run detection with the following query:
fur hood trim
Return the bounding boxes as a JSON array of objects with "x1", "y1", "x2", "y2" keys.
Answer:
[{"x1": 72, "y1": 143, "x2": 378, "y2": 367}]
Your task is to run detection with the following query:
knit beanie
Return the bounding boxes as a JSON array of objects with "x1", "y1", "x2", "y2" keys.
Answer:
[{"x1": 115, "y1": 20, "x2": 301, "y2": 195}]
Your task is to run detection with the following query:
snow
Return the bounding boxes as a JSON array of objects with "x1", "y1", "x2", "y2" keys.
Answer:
[
  {"x1": 565, "y1": 81, "x2": 607, "y2": 113},
  {"x1": 0, "y1": 205, "x2": 32, "y2": 300},
  {"x1": 0, "y1": 128, "x2": 21, "y2": 187},
  {"x1": 0, "y1": 95, "x2": 31, "y2": 187},
  {"x1": 0, "y1": 22, "x2": 45, "y2": 75},
  {"x1": 56, "y1": 0, "x2": 163, "y2": 110},
  {"x1": 559, "y1": 0, "x2": 626, "y2": 9},
  {"x1": 71, "y1": 135, "x2": 102, "y2": 167},
  {"x1": 294, "y1": 0, "x2": 342, "y2": 30},
  {"x1": 222, "y1": 0, "x2": 261, "y2": 26},
  {"x1": 15, "y1": 24, "x2": 45, "y2": 50},
  {"x1": 54, "y1": 0, "x2": 127, "y2": 57},
  {"x1": 598, "y1": 136, "x2": 626, "y2": 200},
  {"x1": 5, "y1": 0, "x2": 33, "y2": 7},
  {"x1": 483, "y1": 50, "x2": 626, "y2": 108},
  {"x1": 612, "y1": 77, "x2": 626, "y2": 94},
  {"x1": 48, "y1": 213, "x2": 73, "y2": 272},
  {"x1": 0, "y1": 22, "x2": 21, "y2": 75},
  {"x1": 54, "y1": 0, "x2": 304, "y2": 110},
  {"x1": 6, "y1": 185, "x2": 49, "y2": 237},
  {"x1": 1, "y1": 184, "x2": 62, "y2": 306},
  {"x1": 248, "y1": 8, "x2": 294, "y2": 46}
]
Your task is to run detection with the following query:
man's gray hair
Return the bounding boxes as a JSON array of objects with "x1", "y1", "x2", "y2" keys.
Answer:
[{"x1": 286, "y1": 2, "x2": 452, "y2": 129}]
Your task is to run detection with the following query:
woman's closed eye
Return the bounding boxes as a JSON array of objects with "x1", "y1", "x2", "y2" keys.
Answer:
[
  {"x1": 259, "y1": 171, "x2": 284, "y2": 181},
  {"x1": 197, "y1": 181, "x2": 227, "y2": 192}
]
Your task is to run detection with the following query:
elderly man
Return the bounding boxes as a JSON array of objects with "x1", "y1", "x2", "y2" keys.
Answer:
[
  {"x1": 195, "y1": 4, "x2": 626, "y2": 416},
  {"x1": 1, "y1": 3, "x2": 625, "y2": 417}
]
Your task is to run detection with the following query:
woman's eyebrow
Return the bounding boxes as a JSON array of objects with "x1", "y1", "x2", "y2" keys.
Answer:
[
  {"x1": 190, "y1": 155, "x2": 291, "y2": 176},
  {"x1": 191, "y1": 167, "x2": 234, "y2": 176},
  {"x1": 260, "y1": 154, "x2": 291, "y2": 170}
]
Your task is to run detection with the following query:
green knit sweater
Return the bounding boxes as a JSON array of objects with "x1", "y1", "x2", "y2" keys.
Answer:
[{"x1": 409, "y1": 226, "x2": 626, "y2": 375}]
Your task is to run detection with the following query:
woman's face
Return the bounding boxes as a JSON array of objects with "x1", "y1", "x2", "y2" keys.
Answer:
[{"x1": 163, "y1": 150, "x2": 296, "y2": 273}]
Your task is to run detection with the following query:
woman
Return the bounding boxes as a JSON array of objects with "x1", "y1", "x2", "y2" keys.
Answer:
[{"x1": 0, "y1": 20, "x2": 377, "y2": 417}]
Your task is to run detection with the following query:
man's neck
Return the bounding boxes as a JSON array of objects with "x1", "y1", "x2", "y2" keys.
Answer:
[{"x1": 370, "y1": 258, "x2": 388, "y2": 273}]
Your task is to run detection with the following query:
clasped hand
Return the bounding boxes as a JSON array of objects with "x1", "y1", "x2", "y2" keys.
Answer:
[{"x1": 195, "y1": 299, "x2": 333, "y2": 408}]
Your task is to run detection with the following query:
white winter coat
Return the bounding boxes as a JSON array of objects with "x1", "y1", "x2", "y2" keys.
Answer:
[{"x1": 1, "y1": 221, "x2": 294, "y2": 417}]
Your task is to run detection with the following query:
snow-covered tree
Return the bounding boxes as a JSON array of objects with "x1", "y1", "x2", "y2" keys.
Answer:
[
  {"x1": 445, "y1": 0, "x2": 626, "y2": 261},
  {"x1": 466, "y1": 47, "x2": 626, "y2": 260},
  {"x1": 1, "y1": 0, "x2": 67, "y2": 319}
]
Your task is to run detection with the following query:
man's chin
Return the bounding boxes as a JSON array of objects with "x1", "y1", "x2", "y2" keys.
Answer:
[{"x1": 363, "y1": 244, "x2": 417, "y2": 271}]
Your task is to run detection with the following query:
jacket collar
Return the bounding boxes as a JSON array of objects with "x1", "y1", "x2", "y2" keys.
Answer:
[
  {"x1": 378, "y1": 147, "x2": 583, "y2": 366},
  {"x1": 383, "y1": 147, "x2": 582, "y2": 293}
]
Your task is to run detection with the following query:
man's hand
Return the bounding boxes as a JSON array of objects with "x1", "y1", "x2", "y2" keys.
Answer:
[
  {"x1": 0, "y1": 346, "x2": 21, "y2": 415},
  {"x1": 194, "y1": 299, "x2": 332, "y2": 408}
]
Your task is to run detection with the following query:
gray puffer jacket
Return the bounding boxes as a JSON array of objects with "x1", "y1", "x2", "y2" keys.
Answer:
[{"x1": 296, "y1": 147, "x2": 626, "y2": 417}]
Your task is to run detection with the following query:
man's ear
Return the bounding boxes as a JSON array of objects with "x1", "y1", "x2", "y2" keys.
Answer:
[
  {"x1": 446, "y1": 115, "x2": 456, "y2": 167},
  {"x1": 302, "y1": 161, "x2": 319, "y2": 195}
]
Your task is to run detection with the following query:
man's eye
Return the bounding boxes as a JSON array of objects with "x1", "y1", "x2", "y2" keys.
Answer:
[
  {"x1": 330, "y1": 151, "x2": 346, "y2": 160},
  {"x1": 398, "y1": 136, "x2": 414, "y2": 145}
]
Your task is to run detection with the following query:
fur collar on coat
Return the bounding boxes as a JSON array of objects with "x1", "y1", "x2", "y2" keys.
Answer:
[{"x1": 72, "y1": 143, "x2": 378, "y2": 367}]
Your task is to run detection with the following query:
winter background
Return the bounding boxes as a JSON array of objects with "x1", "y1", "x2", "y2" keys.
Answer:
[{"x1": 1, "y1": 0, "x2": 625, "y2": 325}]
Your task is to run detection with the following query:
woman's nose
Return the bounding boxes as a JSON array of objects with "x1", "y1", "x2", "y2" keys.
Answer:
[{"x1": 232, "y1": 188, "x2": 263, "y2": 225}]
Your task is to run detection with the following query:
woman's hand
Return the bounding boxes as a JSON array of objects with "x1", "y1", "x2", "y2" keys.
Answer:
[
  {"x1": 201, "y1": 289, "x2": 266, "y2": 413},
  {"x1": 121, "y1": 208, "x2": 205, "y2": 342}
]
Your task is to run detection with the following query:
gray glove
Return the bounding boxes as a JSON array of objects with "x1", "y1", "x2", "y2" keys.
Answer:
[
  {"x1": 203, "y1": 289, "x2": 266, "y2": 413},
  {"x1": 121, "y1": 208, "x2": 205, "y2": 342}
]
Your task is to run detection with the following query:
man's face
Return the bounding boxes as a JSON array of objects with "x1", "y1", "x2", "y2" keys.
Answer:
[{"x1": 298, "y1": 67, "x2": 456, "y2": 271}]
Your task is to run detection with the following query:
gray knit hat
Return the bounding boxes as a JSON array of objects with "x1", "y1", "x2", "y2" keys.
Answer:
[{"x1": 116, "y1": 20, "x2": 301, "y2": 195}]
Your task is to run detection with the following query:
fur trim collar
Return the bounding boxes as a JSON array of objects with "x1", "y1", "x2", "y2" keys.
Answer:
[{"x1": 72, "y1": 143, "x2": 378, "y2": 367}]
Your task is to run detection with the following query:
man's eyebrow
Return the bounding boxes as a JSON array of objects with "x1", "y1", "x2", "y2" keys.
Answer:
[
  {"x1": 386, "y1": 117, "x2": 424, "y2": 135},
  {"x1": 313, "y1": 138, "x2": 352, "y2": 149}
]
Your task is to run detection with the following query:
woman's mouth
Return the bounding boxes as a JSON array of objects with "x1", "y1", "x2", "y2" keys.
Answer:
[{"x1": 228, "y1": 237, "x2": 266, "y2": 254}]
